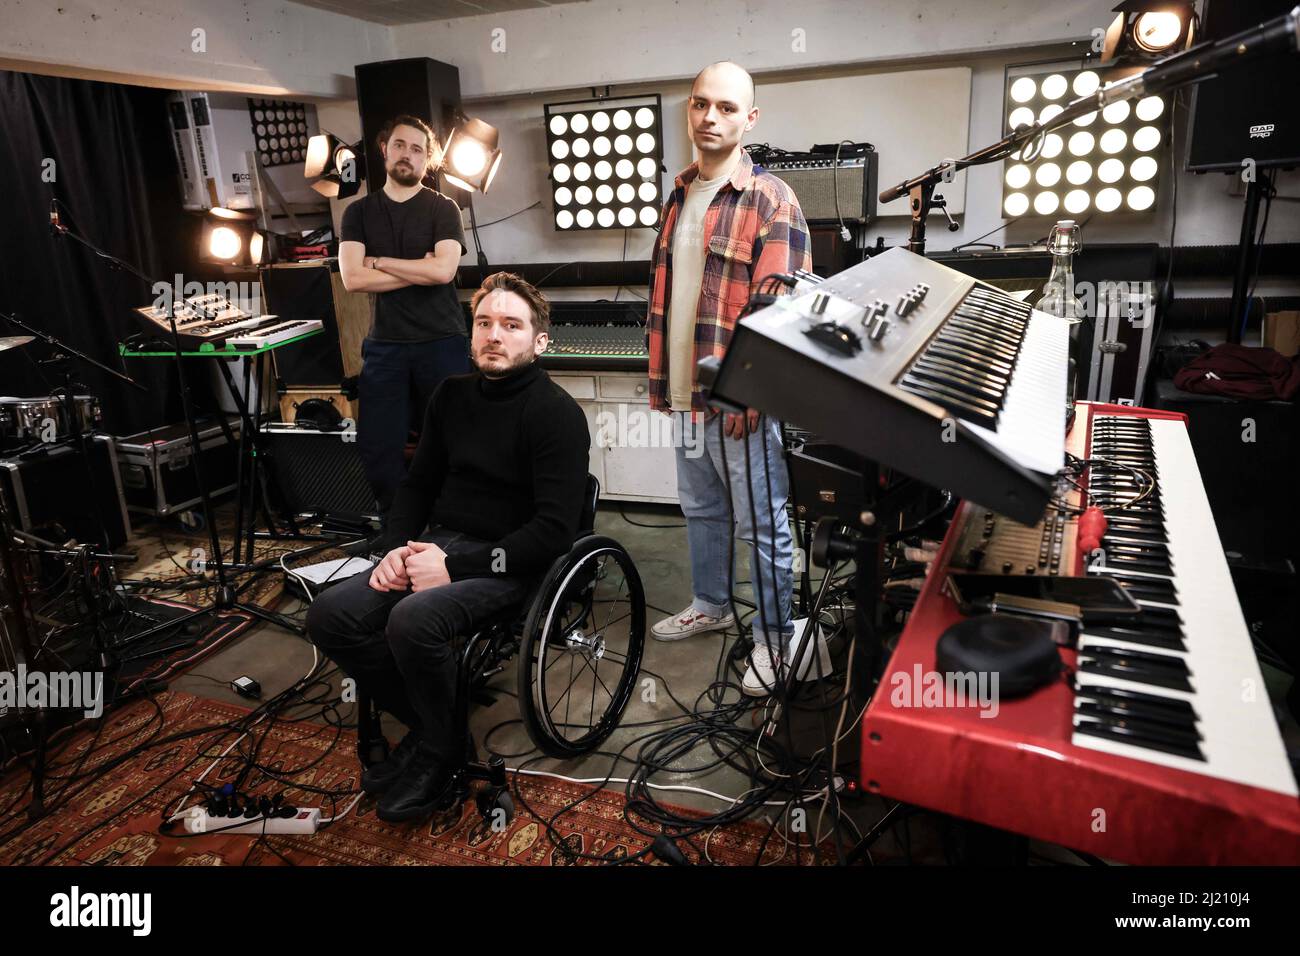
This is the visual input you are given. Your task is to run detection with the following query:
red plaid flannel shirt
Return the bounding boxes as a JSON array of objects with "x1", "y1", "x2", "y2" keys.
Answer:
[{"x1": 646, "y1": 151, "x2": 812, "y2": 414}]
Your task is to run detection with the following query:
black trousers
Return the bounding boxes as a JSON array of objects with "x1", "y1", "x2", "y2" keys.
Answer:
[
  {"x1": 357, "y1": 335, "x2": 470, "y2": 513},
  {"x1": 305, "y1": 527, "x2": 531, "y2": 762}
]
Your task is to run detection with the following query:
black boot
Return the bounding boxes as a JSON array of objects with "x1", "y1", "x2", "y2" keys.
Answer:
[
  {"x1": 376, "y1": 741, "x2": 457, "y2": 823},
  {"x1": 360, "y1": 730, "x2": 422, "y2": 796}
]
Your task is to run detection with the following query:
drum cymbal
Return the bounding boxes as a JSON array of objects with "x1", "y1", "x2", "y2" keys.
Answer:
[{"x1": 0, "y1": 336, "x2": 34, "y2": 353}]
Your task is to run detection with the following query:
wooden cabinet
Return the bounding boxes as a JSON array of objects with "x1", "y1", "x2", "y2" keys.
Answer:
[{"x1": 550, "y1": 370, "x2": 679, "y2": 504}]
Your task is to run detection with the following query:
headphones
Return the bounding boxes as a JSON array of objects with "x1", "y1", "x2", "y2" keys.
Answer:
[{"x1": 292, "y1": 398, "x2": 345, "y2": 431}]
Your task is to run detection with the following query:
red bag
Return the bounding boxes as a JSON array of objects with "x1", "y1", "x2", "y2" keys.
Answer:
[{"x1": 1172, "y1": 343, "x2": 1300, "y2": 401}]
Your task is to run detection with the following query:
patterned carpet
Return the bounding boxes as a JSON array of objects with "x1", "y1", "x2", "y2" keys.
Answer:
[
  {"x1": 105, "y1": 507, "x2": 332, "y2": 688},
  {"x1": 0, "y1": 692, "x2": 816, "y2": 866},
  {"x1": 123, "y1": 506, "x2": 336, "y2": 610}
]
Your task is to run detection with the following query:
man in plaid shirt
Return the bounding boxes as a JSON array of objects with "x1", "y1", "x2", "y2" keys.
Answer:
[{"x1": 647, "y1": 61, "x2": 828, "y2": 695}]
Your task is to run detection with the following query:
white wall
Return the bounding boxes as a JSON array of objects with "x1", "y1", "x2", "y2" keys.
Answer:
[
  {"x1": 456, "y1": 63, "x2": 974, "y2": 277},
  {"x1": 390, "y1": 0, "x2": 1119, "y2": 99},
  {"x1": 0, "y1": 0, "x2": 392, "y2": 98}
]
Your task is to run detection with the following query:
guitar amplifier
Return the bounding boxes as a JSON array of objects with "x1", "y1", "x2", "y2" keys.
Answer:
[
  {"x1": 762, "y1": 149, "x2": 877, "y2": 225},
  {"x1": 261, "y1": 423, "x2": 378, "y2": 519}
]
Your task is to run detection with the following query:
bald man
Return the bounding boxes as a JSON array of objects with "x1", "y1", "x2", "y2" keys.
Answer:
[{"x1": 646, "y1": 61, "x2": 824, "y2": 696}]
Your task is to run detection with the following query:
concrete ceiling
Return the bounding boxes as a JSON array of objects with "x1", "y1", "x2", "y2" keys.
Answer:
[{"x1": 289, "y1": 0, "x2": 588, "y2": 26}]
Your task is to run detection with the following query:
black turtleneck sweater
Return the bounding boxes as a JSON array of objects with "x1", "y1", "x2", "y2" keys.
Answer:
[{"x1": 380, "y1": 361, "x2": 591, "y2": 580}]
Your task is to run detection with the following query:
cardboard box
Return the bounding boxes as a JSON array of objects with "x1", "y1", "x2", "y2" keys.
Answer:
[
  {"x1": 277, "y1": 389, "x2": 358, "y2": 426},
  {"x1": 1263, "y1": 311, "x2": 1300, "y2": 357}
]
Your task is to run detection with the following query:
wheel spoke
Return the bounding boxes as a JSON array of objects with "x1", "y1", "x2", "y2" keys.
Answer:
[
  {"x1": 588, "y1": 654, "x2": 598, "y2": 731},
  {"x1": 597, "y1": 558, "x2": 628, "y2": 635},
  {"x1": 562, "y1": 643, "x2": 576, "y2": 728},
  {"x1": 595, "y1": 609, "x2": 631, "y2": 632},
  {"x1": 546, "y1": 658, "x2": 586, "y2": 721},
  {"x1": 589, "y1": 658, "x2": 614, "y2": 702}
]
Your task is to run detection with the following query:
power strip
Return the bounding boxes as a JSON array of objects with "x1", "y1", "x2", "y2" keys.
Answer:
[{"x1": 173, "y1": 805, "x2": 321, "y2": 835}]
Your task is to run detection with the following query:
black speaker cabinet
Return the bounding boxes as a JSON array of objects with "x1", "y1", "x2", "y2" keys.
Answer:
[
  {"x1": 1186, "y1": 0, "x2": 1300, "y2": 172},
  {"x1": 1151, "y1": 379, "x2": 1300, "y2": 564},
  {"x1": 788, "y1": 440, "x2": 868, "y2": 524},
  {"x1": 0, "y1": 436, "x2": 130, "y2": 550},
  {"x1": 262, "y1": 261, "x2": 371, "y2": 389},
  {"x1": 354, "y1": 57, "x2": 465, "y2": 202},
  {"x1": 262, "y1": 424, "x2": 377, "y2": 519}
]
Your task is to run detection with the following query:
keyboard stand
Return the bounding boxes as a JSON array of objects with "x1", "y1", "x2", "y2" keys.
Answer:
[{"x1": 120, "y1": 329, "x2": 342, "y2": 634}]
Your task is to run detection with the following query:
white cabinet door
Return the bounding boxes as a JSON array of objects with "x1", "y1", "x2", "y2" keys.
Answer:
[
  {"x1": 598, "y1": 402, "x2": 679, "y2": 501},
  {"x1": 579, "y1": 400, "x2": 604, "y2": 489}
]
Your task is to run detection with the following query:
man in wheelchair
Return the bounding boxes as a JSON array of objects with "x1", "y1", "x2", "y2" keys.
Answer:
[{"x1": 307, "y1": 271, "x2": 591, "y2": 823}]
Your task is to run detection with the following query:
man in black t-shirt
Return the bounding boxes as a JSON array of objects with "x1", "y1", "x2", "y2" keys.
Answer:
[{"x1": 339, "y1": 114, "x2": 469, "y2": 513}]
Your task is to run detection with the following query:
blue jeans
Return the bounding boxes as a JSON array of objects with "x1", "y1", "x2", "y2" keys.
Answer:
[
  {"x1": 673, "y1": 411, "x2": 794, "y2": 651},
  {"x1": 358, "y1": 335, "x2": 470, "y2": 512}
]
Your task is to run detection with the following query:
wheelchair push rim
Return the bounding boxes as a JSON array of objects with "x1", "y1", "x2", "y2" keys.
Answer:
[{"x1": 518, "y1": 536, "x2": 645, "y2": 757}]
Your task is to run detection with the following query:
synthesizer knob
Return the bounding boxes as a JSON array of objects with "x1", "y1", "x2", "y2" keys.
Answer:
[
  {"x1": 804, "y1": 321, "x2": 862, "y2": 356},
  {"x1": 868, "y1": 315, "x2": 890, "y2": 342}
]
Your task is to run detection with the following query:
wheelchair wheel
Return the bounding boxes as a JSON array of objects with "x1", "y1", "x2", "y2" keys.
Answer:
[{"x1": 517, "y1": 535, "x2": 645, "y2": 757}]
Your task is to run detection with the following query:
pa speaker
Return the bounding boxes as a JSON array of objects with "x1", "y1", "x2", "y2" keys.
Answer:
[
  {"x1": 1186, "y1": 0, "x2": 1300, "y2": 173},
  {"x1": 354, "y1": 57, "x2": 464, "y2": 201},
  {"x1": 262, "y1": 261, "x2": 370, "y2": 389}
]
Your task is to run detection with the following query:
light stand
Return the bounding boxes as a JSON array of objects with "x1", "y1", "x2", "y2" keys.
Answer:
[{"x1": 1227, "y1": 174, "x2": 1270, "y2": 344}]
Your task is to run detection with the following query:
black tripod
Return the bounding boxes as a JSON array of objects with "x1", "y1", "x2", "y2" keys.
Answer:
[{"x1": 46, "y1": 210, "x2": 304, "y2": 637}]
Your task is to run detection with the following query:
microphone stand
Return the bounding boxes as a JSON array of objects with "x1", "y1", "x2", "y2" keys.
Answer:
[
  {"x1": 46, "y1": 211, "x2": 305, "y2": 642},
  {"x1": 876, "y1": 6, "x2": 1300, "y2": 256}
]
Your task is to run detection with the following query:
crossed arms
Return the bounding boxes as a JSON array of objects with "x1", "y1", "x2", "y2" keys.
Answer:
[{"x1": 338, "y1": 238, "x2": 463, "y2": 293}]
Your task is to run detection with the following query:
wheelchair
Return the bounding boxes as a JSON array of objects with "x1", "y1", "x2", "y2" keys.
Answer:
[{"x1": 355, "y1": 475, "x2": 646, "y2": 823}]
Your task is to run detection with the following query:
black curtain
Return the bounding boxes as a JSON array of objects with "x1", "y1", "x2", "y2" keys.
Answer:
[{"x1": 0, "y1": 70, "x2": 226, "y2": 437}]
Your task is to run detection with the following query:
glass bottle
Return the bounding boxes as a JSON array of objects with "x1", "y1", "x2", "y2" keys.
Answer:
[
  {"x1": 1035, "y1": 220, "x2": 1084, "y2": 323},
  {"x1": 1035, "y1": 220, "x2": 1085, "y2": 413}
]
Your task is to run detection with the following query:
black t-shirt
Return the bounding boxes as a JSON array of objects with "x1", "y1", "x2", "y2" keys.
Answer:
[{"x1": 340, "y1": 187, "x2": 467, "y2": 342}]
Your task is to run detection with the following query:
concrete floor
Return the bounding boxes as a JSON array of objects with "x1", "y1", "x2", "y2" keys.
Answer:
[
  {"x1": 168, "y1": 501, "x2": 883, "y2": 853},
  {"x1": 162, "y1": 500, "x2": 1300, "y2": 864}
]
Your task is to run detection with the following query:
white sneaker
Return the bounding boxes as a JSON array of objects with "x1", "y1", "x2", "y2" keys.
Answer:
[
  {"x1": 651, "y1": 605, "x2": 735, "y2": 642},
  {"x1": 742, "y1": 620, "x2": 832, "y2": 697},
  {"x1": 742, "y1": 642, "x2": 784, "y2": 696},
  {"x1": 786, "y1": 618, "x2": 833, "y2": 681}
]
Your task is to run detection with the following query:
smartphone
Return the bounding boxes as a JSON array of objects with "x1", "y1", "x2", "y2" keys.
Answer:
[{"x1": 946, "y1": 572, "x2": 1142, "y2": 623}]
